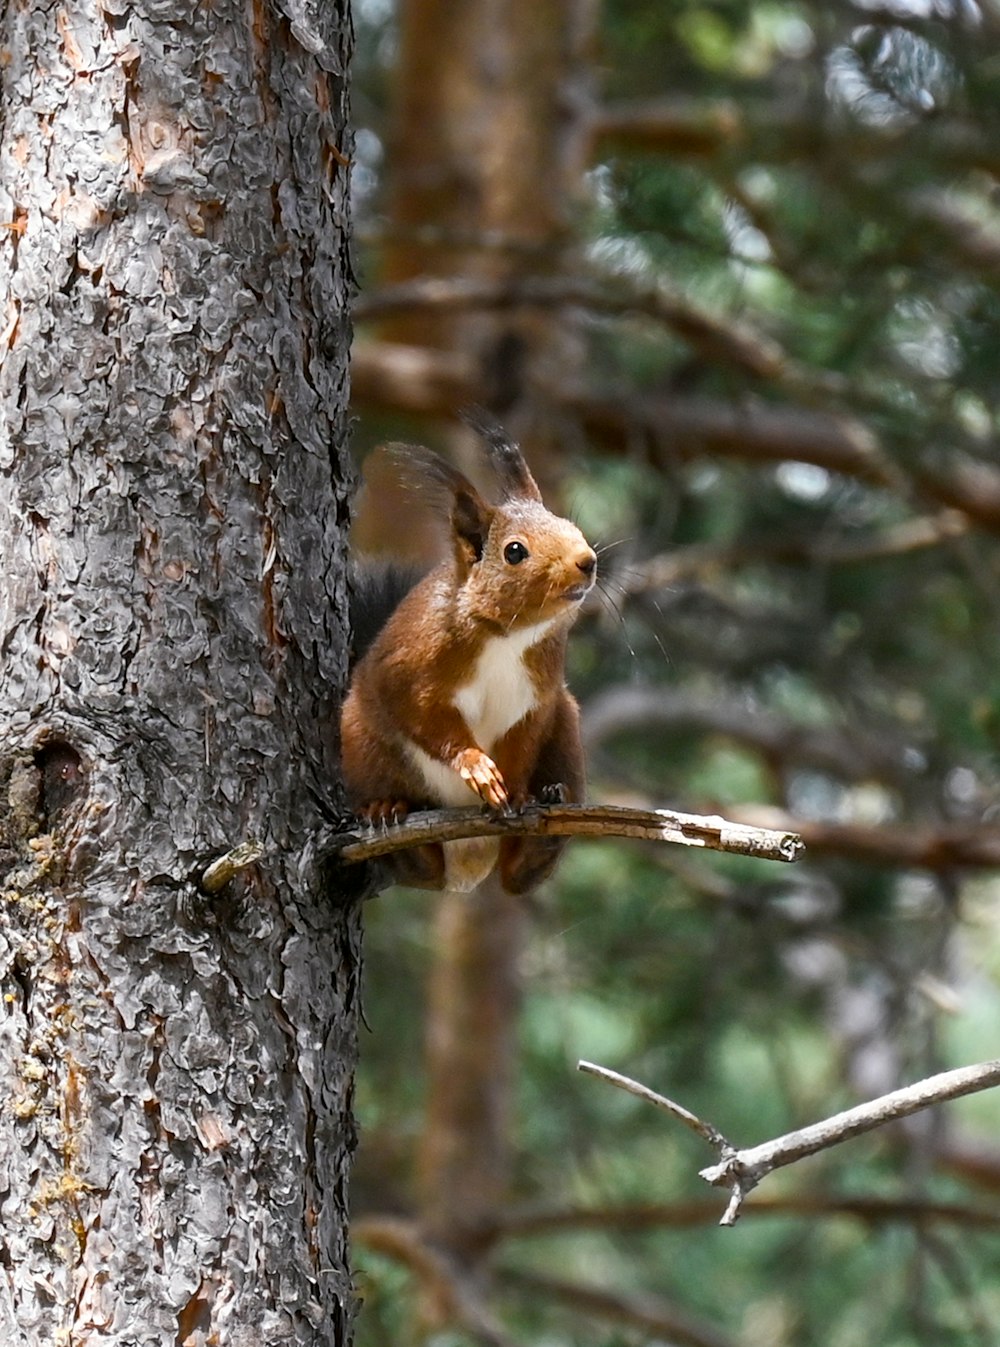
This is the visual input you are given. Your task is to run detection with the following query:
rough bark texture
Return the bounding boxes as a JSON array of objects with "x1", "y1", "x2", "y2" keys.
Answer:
[{"x1": 0, "y1": 2, "x2": 357, "y2": 1343}]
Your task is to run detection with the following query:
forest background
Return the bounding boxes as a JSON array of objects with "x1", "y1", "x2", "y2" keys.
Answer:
[{"x1": 346, "y1": 2, "x2": 1000, "y2": 1345}]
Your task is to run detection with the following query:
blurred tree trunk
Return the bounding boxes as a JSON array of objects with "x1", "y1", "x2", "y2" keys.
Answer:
[
  {"x1": 382, "y1": 0, "x2": 594, "y2": 433},
  {"x1": 377, "y1": 0, "x2": 596, "y2": 1285},
  {"x1": 0, "y1": 2, "x2": 357, "y2": 1343}
]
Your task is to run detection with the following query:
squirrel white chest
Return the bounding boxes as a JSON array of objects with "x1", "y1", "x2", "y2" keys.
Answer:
[
  {"x1": 405, "y1": 619, "x2": 556, "y2": 810},
  {"x1": 453, "y1": 621, "x2": 552, "y2": 749}
]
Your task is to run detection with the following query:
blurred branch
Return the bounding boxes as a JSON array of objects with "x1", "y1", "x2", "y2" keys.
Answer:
[
  {"x1": 591, "y1": 95, "x2": 747, "y2": 159},
  {"x1": 623, "y1": 511, "x2": 970, "y2": 586},
  {"x1": 590, "y1": 96, "x2": 1000, "y2": 179},
  {"x1": 496, "y1": 1193, "x2": 1000, "y2": 1236},
  {"x1": 322, "y1": 802, "x2": 804, "y2": 869},
  {"x1": 904, "y1": 187, "x2": 1000, "y2": 278},
  {"x1": 911, "y1": 455, "x2": 1000, "y2": 532},
  {"x1": 354, "y1": 272, "x2": 796, "y2": 383},
  {"x1": 354, "y1": 1216, "x2": 518, "y2": 1347},
  {"x1": 350, "y1": 339, "x2": 893, "y2": 482},
  {"x1": 579, "y1": 1058, "x2": 1000, "y2": 1226},
  {"x1": 353, "y1": 338, "x2": 1000, "y2": 531},
  {"x1": 582, "y1": 686, "x2": 918, "y2": 787},
  {"x1": 499, "y1": 1267, "x2": 739, "y2": 1347},
  {"x1": 732, "y1": 806, "x2": 1000, "y2": 870},
  {"x1": 937, "y1": 1133, "x2": 1000, "y2": 1195},
  {"x1": 573, "y1": 383, "x2": 897, "y2": 483}
]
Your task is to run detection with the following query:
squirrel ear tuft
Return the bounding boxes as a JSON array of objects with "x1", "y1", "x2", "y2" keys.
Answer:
[
  {"x1": 375, "y1": 442, "x2": 480, "y2": 513},
  {"x1": 374, "y1": 441, "x2": 493, "y2": 567},
  {"x1": 461, "y1": 407, "x2": 544, "y2": 504}
]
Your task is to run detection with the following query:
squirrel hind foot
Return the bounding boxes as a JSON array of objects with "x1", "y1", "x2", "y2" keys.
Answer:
[
  {"x1": 357, "y1": 799, "x2": 411, "y2": 828},
  {"x1": 509, "y1": 782, "x2": 568, "y2": 813}
]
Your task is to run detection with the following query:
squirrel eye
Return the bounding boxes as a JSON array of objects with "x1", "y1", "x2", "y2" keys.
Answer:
[{"x1": 503, "y1": 541, "x2": 529, "y2": 565}]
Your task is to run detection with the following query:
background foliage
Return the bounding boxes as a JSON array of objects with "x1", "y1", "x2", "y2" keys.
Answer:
[{"x1": 347, "y1": 2, "x2": 1000, "y2": 1344}]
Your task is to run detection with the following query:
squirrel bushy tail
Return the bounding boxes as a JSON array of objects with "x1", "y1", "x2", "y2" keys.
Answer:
[{"x1": 348, "y1": 561, "x2": 427, "y2": 666}]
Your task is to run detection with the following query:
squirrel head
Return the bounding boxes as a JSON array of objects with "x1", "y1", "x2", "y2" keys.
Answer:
[{"x1": 379, "y1": 416, "x2": 597, "y2": 633}]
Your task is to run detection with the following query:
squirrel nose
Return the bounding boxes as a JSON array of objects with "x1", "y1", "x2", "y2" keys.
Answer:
[{"x1": 576, "y1": 550, "x2": 597, "y2": 578}]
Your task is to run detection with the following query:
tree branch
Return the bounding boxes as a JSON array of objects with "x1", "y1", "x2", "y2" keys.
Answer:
[
  {"x1": 582, "y1": 686, "x2": 918, "y2": 788},
  {"x1": 619, "y1": 511, "x2": 970, "y2": 589},
  {"x1": 350, "y1": 338, "x2": 894, "y2": 484},
  {"x1": 320, "y1": 802, "x2": 804, "y2": 871},
  {"x1": 200, "y1": 839, "x2": 264, "y2": 894},
  {"x1": 590, "y1": 95, "x2": 1000, "y2": 179},
  {"x1": 579, "y1": 1058, "x2": 1000, "y2": 1226}
]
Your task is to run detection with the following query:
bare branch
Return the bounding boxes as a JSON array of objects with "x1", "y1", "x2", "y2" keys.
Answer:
[
  {"x1": 200, "y1": 839, "x2": 264, "y2": 893},
  {"x1": 577, "y1": 1061, "x2": 729, "y2": 1149},
  {"x1": 580, "y1": 1058, "x2": 1000, "y2": 1226},
  {"x1": 321, "y1": 802, "x2": 804, "y2": 872},
  {"x1": 702, "y1": 1060, "x2": 1000, "y2": 1223}
]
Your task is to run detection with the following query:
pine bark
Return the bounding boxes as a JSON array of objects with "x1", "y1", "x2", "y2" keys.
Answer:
[{"x1": 0, "y1": 2, "x2": 357, "y2": 1343}]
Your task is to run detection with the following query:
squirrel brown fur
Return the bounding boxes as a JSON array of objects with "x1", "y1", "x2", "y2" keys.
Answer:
[{"x1": 340, "y1": 418, "x2": 597, "y2": 894}]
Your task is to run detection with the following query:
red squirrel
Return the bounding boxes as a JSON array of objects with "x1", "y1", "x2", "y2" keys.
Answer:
[{"x1": 340, "y1": 418, "x2": 597, "y2": 894}]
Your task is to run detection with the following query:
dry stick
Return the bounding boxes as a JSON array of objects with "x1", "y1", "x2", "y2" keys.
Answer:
[
  {"x1": 578, "y1": 1058, "x2": 1000, "y2": 1227},
  {"x1": 200, "y1": 804, "x2": 802, "y2": 895},
  {"x1": 577, "y1": 1061, "x2": 729, "y2": 1150},
  {"x1": 322, "y1": 802, "x2": 804, "y2": 868}
]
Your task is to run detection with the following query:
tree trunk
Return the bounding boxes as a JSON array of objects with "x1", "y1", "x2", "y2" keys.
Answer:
[
  {"x1": 382, "y1": 0, "x2": 594, "y2": 427},
  {"x1": 0, "y1": 2, "x2": 357, "y2": 1343},
  {"x1": 374, "y1": 0, "x2": 596, "y2": 1281},
  {"x1": 417, "y1": 876, "x2": 525, "y2": 1255}
]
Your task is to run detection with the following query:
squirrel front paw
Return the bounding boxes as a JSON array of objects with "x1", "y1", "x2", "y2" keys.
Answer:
[{"x1": 451, "y1": 748, "x2": 510, "y2": 811}]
